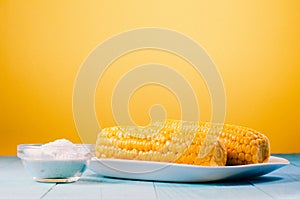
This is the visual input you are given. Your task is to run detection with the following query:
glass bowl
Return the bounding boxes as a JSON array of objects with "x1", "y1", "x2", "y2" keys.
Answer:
[{"x1": 17, "y1": 144, "x2": 95, "y2": 183}]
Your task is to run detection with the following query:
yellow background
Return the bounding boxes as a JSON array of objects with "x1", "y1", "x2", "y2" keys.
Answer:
[{"x1": 1, "y1": 1, "x2": 300, "y2": 155}]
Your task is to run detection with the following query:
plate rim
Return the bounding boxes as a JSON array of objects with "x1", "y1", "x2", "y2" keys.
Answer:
[
  {"x1": 88, "y1": 155, "x2": 290, "y2": 182},
  {"x1": 90, "y1": 155, "x2": 290, "y2": 169}
]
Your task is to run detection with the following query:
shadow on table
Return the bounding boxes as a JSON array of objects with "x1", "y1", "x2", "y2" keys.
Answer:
[
  {"x1": 78, "y1": 174, "x2": 154, "y2": 184},
  {"x1": 248, "y1": 176, "x2": 286, "y2": 184},
  {"x1": 78, "y1": 173, "x2": 287, "y2": 186},
  {"x1": 78, "y1": 174, "x2": 104, "y2": 184},
  {"x1": 210, "y1": 176, "x2": 284, "y2": 186},
  {"x1": 152, "y1": 176, "x2": 286, "y2": 187}
]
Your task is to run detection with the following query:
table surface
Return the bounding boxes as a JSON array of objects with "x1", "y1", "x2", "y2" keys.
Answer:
[{"x1": 1, "y1": 154, "x2": 299, "y2": 199}]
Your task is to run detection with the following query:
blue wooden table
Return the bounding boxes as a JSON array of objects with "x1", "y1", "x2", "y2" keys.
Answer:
[{"x1": 0, "y1": 154, "x2": 299, "y2": 199}]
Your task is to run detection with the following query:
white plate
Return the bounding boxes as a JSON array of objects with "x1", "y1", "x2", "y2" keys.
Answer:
[{"x1": 88, "y1": 156, "x2": 289, "y2": 182}]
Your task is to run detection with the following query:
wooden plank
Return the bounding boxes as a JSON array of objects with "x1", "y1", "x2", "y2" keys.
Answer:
[
  {"x1": 250, "y1": 159, "x2": 300, "y2": 198},
  {"x1": 269, "y1": 164, "x2": 300, "y2": 181},
  {"x1": 100, "y1": 181, "x2": 156, "y2": 199},
  {"x1": 94, "y1": 173, "x2": 157, "y2": 199},
  {"x1": 43, "y1": 170, "x2": 102, "y2": 198},
  {"x1": 250, "y1": 177, "x2": 300, "y2": 198},
  {"x1": 154, "y1": 181, "x2": 272, "y2": 199},
  {"x1": 273, "y1": 154, "x2": 300, "y2": 167},
  {"x1": 0, "y1": 156, "x2": 19, "y2": 168},
  {"x1": 1, "y1": 155, "x2": 299, "y2": 199},
  {"x1": 0, "y1": 159, "x2": 54, "y2": 199},
  {"x1": 43, "y1": 183, "x2": 101, "y2": 199},
  {"x1": 252, "y1": 182, "x2": 300, "y2": 199},
  {"x1": 44, "y1": 172, "x2": 157, "y2": 199}
]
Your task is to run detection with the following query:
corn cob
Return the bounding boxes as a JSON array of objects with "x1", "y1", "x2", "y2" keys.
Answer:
[
  {"x1": 96, "y1": 120, "x2": 227, "y2": 166},
  {"x1": 96, "y1": 120, "x2": 270, "y2": 166},
  {"x1": 155, "y1": 120, "x2": 270, "y2": 165},
  {"x1": 219, "y1": 124, "x2": 270, "y2": 165}
]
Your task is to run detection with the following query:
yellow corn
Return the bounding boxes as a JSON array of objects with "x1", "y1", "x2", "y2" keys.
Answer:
[
  {"x1": 218, "y1": 124, "x2": 270, "y2": 165},
  {"x1": 96, "y1": 120, "x2": 227, "y2": 166},
  {"x1": 96, "y1": 120, "x2": 270, "y2": 166},
  {"x1": 158, "y1": 120, "x2": 270, "y2": 165}
]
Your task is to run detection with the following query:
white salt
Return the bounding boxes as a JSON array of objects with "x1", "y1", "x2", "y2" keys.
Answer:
[
  {"x1": 42, "y1": 139, "x2": 74, "y2": 148},
  {"x1": 40, "y1": 139, "x2": 89, "y2": 160}
]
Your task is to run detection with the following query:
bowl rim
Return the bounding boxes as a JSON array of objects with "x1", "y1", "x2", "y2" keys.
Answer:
[
  {"x1": 17, "y1": 143, "x2": 95, "y2": 149},
  {"x1": 17, "y1": 144, "x2": 95, "y2": 160}
]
